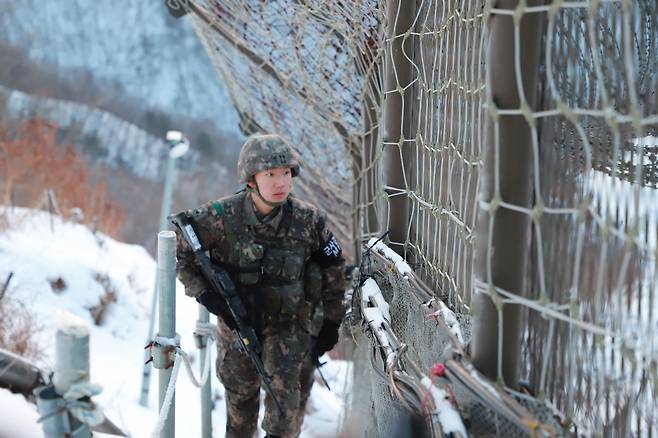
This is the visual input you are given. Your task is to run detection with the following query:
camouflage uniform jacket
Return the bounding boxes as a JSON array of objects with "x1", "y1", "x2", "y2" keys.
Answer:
[{"x1": 175, "y1": 191, "x2": 346, "y2": 325}]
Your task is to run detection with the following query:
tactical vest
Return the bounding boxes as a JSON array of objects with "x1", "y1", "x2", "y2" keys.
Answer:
[{"x1": 210, "y1": 197, "x2": 319, "y2": 323}]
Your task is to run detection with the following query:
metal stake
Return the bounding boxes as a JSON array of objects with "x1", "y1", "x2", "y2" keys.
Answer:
[
  {"x1": 198, "y1": 306, "x2": 213, "y2": 438},
  {"x1": 140, "y1": 133, "x2": 189, "y2": 406},
  {"x1": 157, "y1": 230, "x2": 177, "y2": 438}
]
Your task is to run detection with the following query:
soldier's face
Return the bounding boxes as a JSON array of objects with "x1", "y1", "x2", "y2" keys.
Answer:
[{"x1": 251, "y1": 167, "x2": 293, "y2": 202}]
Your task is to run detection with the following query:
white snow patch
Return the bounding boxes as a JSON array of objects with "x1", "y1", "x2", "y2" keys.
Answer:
[
  {"x1": 367, "y1": 238, "x2": 413, "y2": 276},
  {"x1": 420, "y1": 376, "x2": 467, "y2": 436},
  {"x1": 425, "y1": 300, "x2": 464, "y2": 345},
  {"x1": 0, "y1": 390, "x2": 44, "y2": 438},
  {"x1": 0, "y1": 207, "x2": 350, "y2": 437},
  {"x1": 55, "y1": 311, "x2": 90, "y2": 337},
  {"x1": 361, "y1": 278, "x2": 391, "y2": 324}
]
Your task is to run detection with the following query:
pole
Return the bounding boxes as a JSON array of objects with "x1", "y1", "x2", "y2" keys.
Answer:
[
  {"x1": 198, "y1": 305, "x2": 213, "y2": 438},
  {"x1": 157, "y1": 230, "x2": 177, "y2": 438},
  {"x1": 382, "y1": 0, "x2": 416, "y2": 255},
  {"x1": 53, "y1": 318, "x2": 90, "y2": 397},
  {"x1": 140, "y1": 153, "x2": 179, "y2": 406},
  {"x1": 471, "y1": 0, "x2": 544, "y2": 386},
  {"x1": 160, "y1": 155, "x2": 178, "y2": 232},
  {"x1": 36, "y1": 317, "x2": 92, "y2": 438}
]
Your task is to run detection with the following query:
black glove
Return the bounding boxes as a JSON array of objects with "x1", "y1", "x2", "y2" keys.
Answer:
[
  {"x1": 309, "y1": 335, "x2": 320, "y2": 363},
  {"x1": 196, "y1": 290, "x2": 237, "y2": 331},
  {"x1": 315, "y1": 319, "x2": 341, "y2": 357}
]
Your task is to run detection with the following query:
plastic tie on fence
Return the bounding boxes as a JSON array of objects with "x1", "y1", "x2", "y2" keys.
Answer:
[{"x1": 36, "y1": 382, "x2": 106, "y2": 428}]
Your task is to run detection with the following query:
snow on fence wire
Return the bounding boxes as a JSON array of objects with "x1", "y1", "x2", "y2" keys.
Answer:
[
  {"x1": 167, "y1": 0, "x2": 658, "y2": 435},
  {"x1": 354, "y1": 271, "x2": 468, "y2": 437},
  {"x1": 348, "y1": 238, "x2": 568, "y2": 436}
]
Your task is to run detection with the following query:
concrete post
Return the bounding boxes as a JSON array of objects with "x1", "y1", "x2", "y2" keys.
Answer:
[
  {"x1": 198, "y1": 306, "x2": 213, "y2": 438},
  {"x1": 35, "y1": 386, "x2": 91, "y2": 438},
  {"x1": 36, "y1": 316, "x2": 92, "y2": 438},
  {"x1": 157, "y1": 230, "x2": 177, "y2": 438},
  {"x1": 54, "y1": 319, "x2": 90, "y2": 396},
  {"x1": 471, "y1": 0, "x2": 544, "y2": 387}
]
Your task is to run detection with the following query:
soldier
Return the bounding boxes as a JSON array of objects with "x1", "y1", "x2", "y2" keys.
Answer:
[{"x1": 174, "y1": 133, "x2": 345, "y2": 438}]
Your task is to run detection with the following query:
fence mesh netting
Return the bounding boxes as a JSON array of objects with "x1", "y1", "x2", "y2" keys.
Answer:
[{"x1": 171, "y1": 0, "x2": 658, "y2": 435}]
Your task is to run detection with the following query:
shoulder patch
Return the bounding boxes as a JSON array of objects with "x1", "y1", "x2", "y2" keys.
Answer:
[
  {"x1": 314, "y1": 232, "x2": 343, "y2": 267},
  {"x1": 211, "y1": 202, "x2": 223, "y2": 217}
]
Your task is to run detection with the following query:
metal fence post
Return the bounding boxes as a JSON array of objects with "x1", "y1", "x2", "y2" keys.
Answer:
[
  {"x1": 197, "y1": 306, "x2": 213, "y2": 438},
  {"x1": 471, "y1": 0, "x2": 544, "y2": 387},
  {"x1": 140, "y1": 134, "x2": 188, "y2": 407},
  {"x1": 156, "y1": 230, "x2": 177, "y2": 438}
]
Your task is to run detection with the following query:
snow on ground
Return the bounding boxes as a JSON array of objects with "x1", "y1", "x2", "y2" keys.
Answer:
[{"x1": 0, "y1": 207, "x2": 350, "y2": 437}]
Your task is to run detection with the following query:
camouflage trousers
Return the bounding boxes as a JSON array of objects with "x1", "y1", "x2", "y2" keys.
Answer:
[
  {"x1": 291, "y1": 350, "x2": 315, "y2": 436},
  {"x1": 216, "y1": 318, "x2": 315, "y2": 438}
]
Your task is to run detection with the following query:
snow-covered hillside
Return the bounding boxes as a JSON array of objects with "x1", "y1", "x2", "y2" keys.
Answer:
[
  {"x1": 0, "y1": 85, "x2": 194, "y2": 182},
  {"x1": 0, "y1": 0, "x2": 240, "y2": 134},
  {"x1": 0, "y1": 208, "x2": 350, "y2": 437}
]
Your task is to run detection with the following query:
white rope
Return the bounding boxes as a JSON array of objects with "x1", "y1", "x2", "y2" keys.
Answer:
[
  {"x1": 149, "y1": 352, "x2": 183, "y2": 438},
  {"x1": 179, "y1": 337, "x2": 215, "y2": 389},
  {"x1": 147, "y1": 325, "x2": 217, "y2": 436}
]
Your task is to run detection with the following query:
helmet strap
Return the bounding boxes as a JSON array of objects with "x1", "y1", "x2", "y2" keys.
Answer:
[{"x1": 247, "y1": 181, "x2": 287, "y2": 209}]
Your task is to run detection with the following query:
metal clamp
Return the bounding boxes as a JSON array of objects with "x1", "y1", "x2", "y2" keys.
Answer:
[{"x1": 149, "y1": 334, "x2": 181, "y2": 370}]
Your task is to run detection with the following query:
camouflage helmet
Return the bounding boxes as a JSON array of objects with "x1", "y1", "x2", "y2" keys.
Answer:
[{"x1": 237, "y1": 133, "x2": 300, "y2": 183}]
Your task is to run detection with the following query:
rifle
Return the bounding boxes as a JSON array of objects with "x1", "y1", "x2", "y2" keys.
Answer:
[{"x1": 170, "y1": 211, "x2": 285, "y2": 416}]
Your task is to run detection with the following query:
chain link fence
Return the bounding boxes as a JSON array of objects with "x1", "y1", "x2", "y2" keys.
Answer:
[{"x1": 170, "y1": 0, "x2": 658, "y2": 435}]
